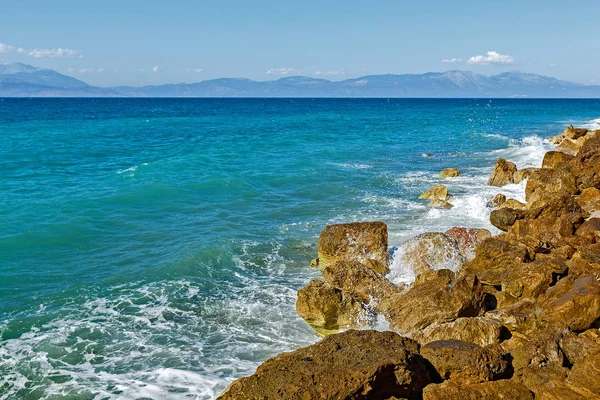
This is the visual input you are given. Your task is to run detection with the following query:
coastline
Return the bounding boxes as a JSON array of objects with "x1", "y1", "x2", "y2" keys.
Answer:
[{"x1": 218, "y1": 123, "x2": 600, "y2": 399}]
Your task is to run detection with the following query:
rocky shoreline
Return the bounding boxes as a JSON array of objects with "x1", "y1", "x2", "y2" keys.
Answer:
[{"x1": 218, "y1": 124, "x2": 600, "y2": 399}]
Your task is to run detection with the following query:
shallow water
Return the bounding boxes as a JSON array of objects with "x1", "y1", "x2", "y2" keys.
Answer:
[{"x1": 1, "y1": 98, "x2": 599, "y2": 399}]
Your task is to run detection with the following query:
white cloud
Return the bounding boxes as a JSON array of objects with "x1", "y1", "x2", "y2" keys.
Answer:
[
  {"x1": 441, "y1": 58, "x2": 463, "y2": 64},
  {"x1": 68, "y1": 67, "x2": 105, "y2": 74},
  {"x1": 189, "y1": 68, "x2": 203, "y2": 73},
  {"x1": 266, "y1": 67, "x2": 300, "y2": 76},
  {"x1": 0, "y1": 43, "x2": 14, "y2": 53},
  {"x1": 17, "y1": 47, "x2": 83, "y2": 58},
  {"x1": 152, "y1": 65, "x2": 159, "y2": 73},
  {"x1": 315, "y1": 69, "x2": 346, "y2": 76},
  {"x1": 467, "y1": 51, "x2": 514, "y2": 66}
]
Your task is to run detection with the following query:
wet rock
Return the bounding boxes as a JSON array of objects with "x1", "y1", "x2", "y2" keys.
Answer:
[
  {"x1": 491, "y1": 193, "x2": 507, "y2": 207},
  {"x1": 317, "y1": 221, "x2": 389, "y2": 274},
  {"x1": 490, "y1": 207, "x2": 526, "y2": 231},
  {"x1": 386, "y1": 270, "x2": 487, "y2": 334},
  {"x1": 422, "y1": 380, "x2": 533, "y2": 400},
  {"x1": 525, "y1": 168, "x2": 577, "y2": 203},
  {"x1": 514, "y1": 168, "x2": 535, "y2": 184},
  {"x1": 420, "y1": 340, "x2": 508, "y2": 384},
  {"x1": 419, "y1": 184, "x2": 449, "y2": 201},
  {"x1": 543, "y1": 151, "x2": 574, "y2": 169},
  {"x1": 488, "y1": 158, "x2": 517, "y2": 187},
  {"x1": 413, "y1": 317, "x2": 508, "y2": 347},
  {"x1": 500, "y1": 198, "x2": 526, "y2": 210},
  {"x1": 562, "y1": 125, "x2": 589, "y2": 140},
  {"x1": 296, "y1": 280, "x2": 366, "y2": 334},
  {"x1": 445, "y1": 227, "x2": 492, "y2": 261},
  {"x1": 440, "y1": 168, "x2": 461, "y2": 178},
  {"x1": 428, "y1": 198, "x2": 454, "y2": 208},
  {"x1": 395, "y1": 232, "x2": 465, "y2": 277},
  {"x1": 218, "y1": 330, "x2": 431, "y2": 400}
]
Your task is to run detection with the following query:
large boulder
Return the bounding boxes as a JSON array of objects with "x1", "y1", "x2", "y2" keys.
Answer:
[
  {"x1": 576, "y1": 187, "x2": 600, "y2": 212},
  {"x1": 542, "y1": 151, "x2": 574, "y2": 169},
  {"x1": 317, "y1": 221, "x2": 389, "y2": 274},
  {"x1": 566, "y1": 350, "x2": 600, "y2": 398},
  {"x1": 560, "y1": 329, "x2": 600, "y2": 365},
  {"x1": 395, "y1": 232, "x2": 465, "y2": 277},
  {"x1": 420, "y1": 340, "x2": 508, "y2": 384},
  {"x1": 525, "y1": 167, "x2": 577, "y2": 204},
  {"x1": 440, "y1": 168, "x2": 461, "y2": 178},
  {"x1": 575, "y1": 218, "x2": 600, "y2": 243},
  {"x1": 296, "y1": 280, "x2": 366, "y2": 334},
  {"x1": 385, "y1": 270, "x2": 487, "y2": 334},
  {"x1": 445, "y1": 227, "x2": 492, "y2": 261},
  {"x1": 488, "y1": 158, "x2": 517, "y2": 187},
  {"x1": 419, "y1": 184, "x2": 448, "y2": 201},
  {"x1": 491, "y1": 193, "x2": 507, "y2": 207},
  {"x1": 413, "y1": 317, "x2": 508, "y2": 347},
  {"x1": 422, "y1": 380, "x2": 533, "y2": 400},
  {"x1": 218, "y1": 330, "x2": 432, "y2": 400},
  {"x1": 500, "y1": 198, "x2": 526, "y2": 210}
]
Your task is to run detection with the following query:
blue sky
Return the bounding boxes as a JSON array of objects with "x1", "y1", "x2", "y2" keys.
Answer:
[{"x1": 1, "y1": 1, "x2": 598, "y2": 86}]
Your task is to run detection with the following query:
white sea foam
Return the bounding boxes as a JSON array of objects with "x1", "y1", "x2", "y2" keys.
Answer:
[
  {"x1": 328, "y1": 162, "x2": 373, "y2": 169},
  {"x1": 581, "y1": 118, "x2": 600, "y2": 130}
]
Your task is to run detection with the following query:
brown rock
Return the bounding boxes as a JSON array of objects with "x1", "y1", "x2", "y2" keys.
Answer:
[
  {"x1": 561, "y1": 329, "x2": 600, "y2": 365},
  {"x1": 386, "y1": 270, "x2": 487, "y2": 334},
  {"x1": 490, "y1": 207, "x2": 526, "y2": 231},
  {"x1": 445, "y1": 227, "x2": 492, "y2": 261},
  {"x1": 566, "y1": 243, "x2": 600, "y2": 277},
  {"x1": 539, "y1": 275, "x2": 600, "y2": 331},
  {"x1": 296, "y1": 280, "x2": 366, "y2": 334},
  {"x1": 562, "y1": 125, "x2": 589, "y2": 140},
  {"x1": 322, "y1": 261, "x2": 403, "y2": 310},
  {"x1": 396, "y1": 232, "x2": 465, "y2": 277},
  {"x1": 419, "y1": 184, "x2": 449, "y2": 201},
  {"x1": 420, "y1": 340, "x2": 508, "y2": 384},
  {"x1": 576, "y1": 187, "x2": 600, "y2": 212},
  {"x1": 317, "y1": 221, "x2": 389, "y2": 274},
  {"x1": 440, "y1": 168, "x2": 461, "y2": 178},
  {"x1": 575, "y1": 218, "x2": 600, "y2": 243},
  {"x1": 514, "y1": 168, "x2": 535, "y2": 184},
  {"x1": 488, "y1": 158, "x2": 518, "y2": 187},
  {"x1": 500, "y1": 198, "x2": 527, "y2": 210},
  {"x1": 414, "y1": 317, "x2": 508, "y2": 347},
  {"x1": 422, "y1": 380, "x2": 533, "y2": 400},
  {"x1": 525, "y1": 168, "x2": 577, "y2": 203},
  {"x1": 428, "y1": 198, "x2": 454, "y2": 208},
  {"x1": 566, "y1": 350, "x2": 600, "y2": 398},
  {"x1": 485, "y1": 299, "x2": 541, "y2": 337},
  {"x1": 218, "y1": 330, "x2": 431, "y2": 400},
  {"x1": 491, "y1": 193, "x2": 507, "y2": 207},
  {"x1": 543, "y1": 151, "x2": 574, "y2": 169}
]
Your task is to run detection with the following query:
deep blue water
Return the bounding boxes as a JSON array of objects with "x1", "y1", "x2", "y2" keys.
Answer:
[{"x1": 0, "y1": 98, "x2": 599, "y2": 399}]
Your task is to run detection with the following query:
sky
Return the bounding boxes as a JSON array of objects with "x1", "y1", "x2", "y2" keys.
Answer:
[{"x1": 1, "y1": 0, "x2": 599, "y2": 87}]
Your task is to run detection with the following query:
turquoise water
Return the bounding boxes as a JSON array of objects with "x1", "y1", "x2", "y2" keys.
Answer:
[{"x1": 1, "y1": 98, "x2": 599, "y2": 399}]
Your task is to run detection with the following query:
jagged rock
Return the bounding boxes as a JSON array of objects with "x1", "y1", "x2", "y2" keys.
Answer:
[
  {"x1": 562, "y1": 125, "x2": 589, "y2": 140},
  {"x1": 490, "y1": 207, "x2": 526, "y2": 231},
  {"x1": 488, "y1": 158, "x2": 517, "y2": 187},
  {"x1": 500, "y1": 198, "x2": 527, "y2": 210},
  {"x1": 561, "y1": 329, "x2": 600, "y2": 365},
  {"x1": 484, "y1": 299, "x2": 541, "y2": 337},
  {"x1": 296, "y1": 280, "x2": 366, "y2": 334},
  {"x1": 539, "y1": 275, "x2": 600, "y2": 331},
  {"x1": 575, "y1": 218, "x2": 600, "y2": 243},
  {"x1": 317, "y1": 221, "x2": 389, "y2": 274},
  {"x1": 566, "y1": 350, "x2": 600, "y2": 398},
  {"x1": 422, "y1": 380, "x2": 533, "y2": 400},
  {"x1": 440, "y1": 168, "x2": 461, "y2": 178},
  {"x1": 543, "y1": 151, "x2": 574, "y2": 168},
  {"x1": 514, "y1": 168, "x2": 535, "y2": 184},
  {"x1": 445, "y1": 227, "x2": 492, "y2": 261},
  {"x1": 322, "y1": 261, "x2": 403, "y2": 310},
  {"x1": 428, "y1": 198, "x2": 453, "y2": 208},
  {"x1": 525, "y1": 168, "x2": 577, "y2": 203},
  {"x1": 395, "y1": 232, "x2": 465, "y2": 277},
  {"x1": 566, "y1": 243, "x2": 600, "y2": 277},
  {"x1": 576, "y1": 187, "x2": 600, "y2": 212},
  {"x1": 420, "y1": 340, "x2": 508, "y2": 384},
  {"x1": 491, "y1": 193, "x2": 507, "y2": 207},
  {"x1": 218, "y1": 330, "x2": 431, "y2": 400},
  {"x1": 419, "y1": 184, "x2": 449, "y2": 201},
  {"x1": 413, "y1": 317, "x2": 508, "y2": 347},
  {"x1": 386, "y1": 270, "x2": 487, "y2": 334}
]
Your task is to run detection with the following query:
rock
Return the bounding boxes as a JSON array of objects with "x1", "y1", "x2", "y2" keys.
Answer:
[
  {"x1": 413, "y1": 317, "x2": 508, "y2": 347},
  {"x1": 562, "y1": 124, "x2": 589, "y2": 140},
  {"x1": 445, "y1": 227, "x2": 492, "y2": 261},
  {"x1": 310, "y1": 258, "x2": 319, "y2": 268},
  {"x1": 218, "y1": 330, "x2": 431, "y2": 400},
  {"x1": 561, "y1": 329, "x2": 600, "y2": 365},
  {"x1": 317, "y1": 221, "x2": 389, "y2": 274},
  {"x1": 491, "y1": 193, "x2": 507, "y2": 207},
  {"x1": 575, "y1": 218, "x2": 600, "y2": 243},
  {"x1": 490, "y1": 207, "x2": 526, "y2": 231},
  {"x1": 525, "y1": 168, "x2": 577, "y2": 203},
  {"x1": 395, "y1": 232, "x2": 465, "y2": 277},
  {"x1": 420, "y1": 340, "x2": 508, "y2": 384},
  {"x1": 566, "y1": 244, "x2": 600, "y2": 277},
  {"x1": 500, "y1": 198, "x2": 527, "y2": 210},
  {"x1": 419, "y1": 184, "x2": 449, "y2": 201},
  {"x1": 543, "y1": 151, "x2": 574, "y2": 169},
  {"x1": 514, "y1": 168, "x2": 535, "y2": 184},
  {"x1": 484, "y1": 299, "x2": 541, "y2": 337},
  {"x1": 440, "y1": 168, "x2": 461, "y2": 178},
  {"x1": 322, "y1": 261, "x2": 403, "y2": 310},
  {"x1": 576, "y1": 187, "x2": 600, "y2": 212},
  {"x1": 428, "y1": 198, "x2": 453, "y2": 208},
  {"x1": 566, "y1": 350, "x2": 600, "y2": 398},
  {"x1": 422, "y1": 380, "x2": 533, "y2": 400},
  {"x1": 488, "y1": 158, "x2": 517, "y2": 187},
  {"x1": 296, "y1": 280, "x2": 366, "y2": 334},
  {"x1": 386, "y1": 270, "x2": 487, "y2": 334},
  {"x1": 539, "y1": 275, "x2": 600, "y2": 331}
]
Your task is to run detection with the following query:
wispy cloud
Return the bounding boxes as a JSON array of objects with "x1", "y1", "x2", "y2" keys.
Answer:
[
  {"x1": 441, "y1": 58, "x2": 463, "y2": 64},
  {"x1": 152, "y1": 65, "x2": 160, "y2": 73},
  {"x1": 68, "y1": 67, "x2": 105, "y2": 74},
  {"x1": 467, "y1": 51, "x2": 514, "y2": 66},
  {"x1": 0, "y1": 42, "x2": 83, "y2": 58},
  {"x1": 188, "y1": 68, "x2": 203, "y2": 73},
  {"x1": 315, "y1": 69, "x2": 346, "y2": 76},
  {"x1": 266, "y1": 67, "x2": 300, "y2": 76}
]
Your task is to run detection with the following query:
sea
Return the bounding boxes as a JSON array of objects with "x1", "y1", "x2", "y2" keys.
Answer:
[{"x1": 1, "y1": 98, "x2": 599, "y2": 399}]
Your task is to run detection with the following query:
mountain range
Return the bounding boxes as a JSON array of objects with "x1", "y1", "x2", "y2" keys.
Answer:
[{"x1": 1, "y1": 62, "x2": 600, "y2": 98}]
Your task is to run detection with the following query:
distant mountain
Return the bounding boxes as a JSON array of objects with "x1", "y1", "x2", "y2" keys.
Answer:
[{"x1": 1, "y1": 62, "x2": 600, "y2": 98}]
